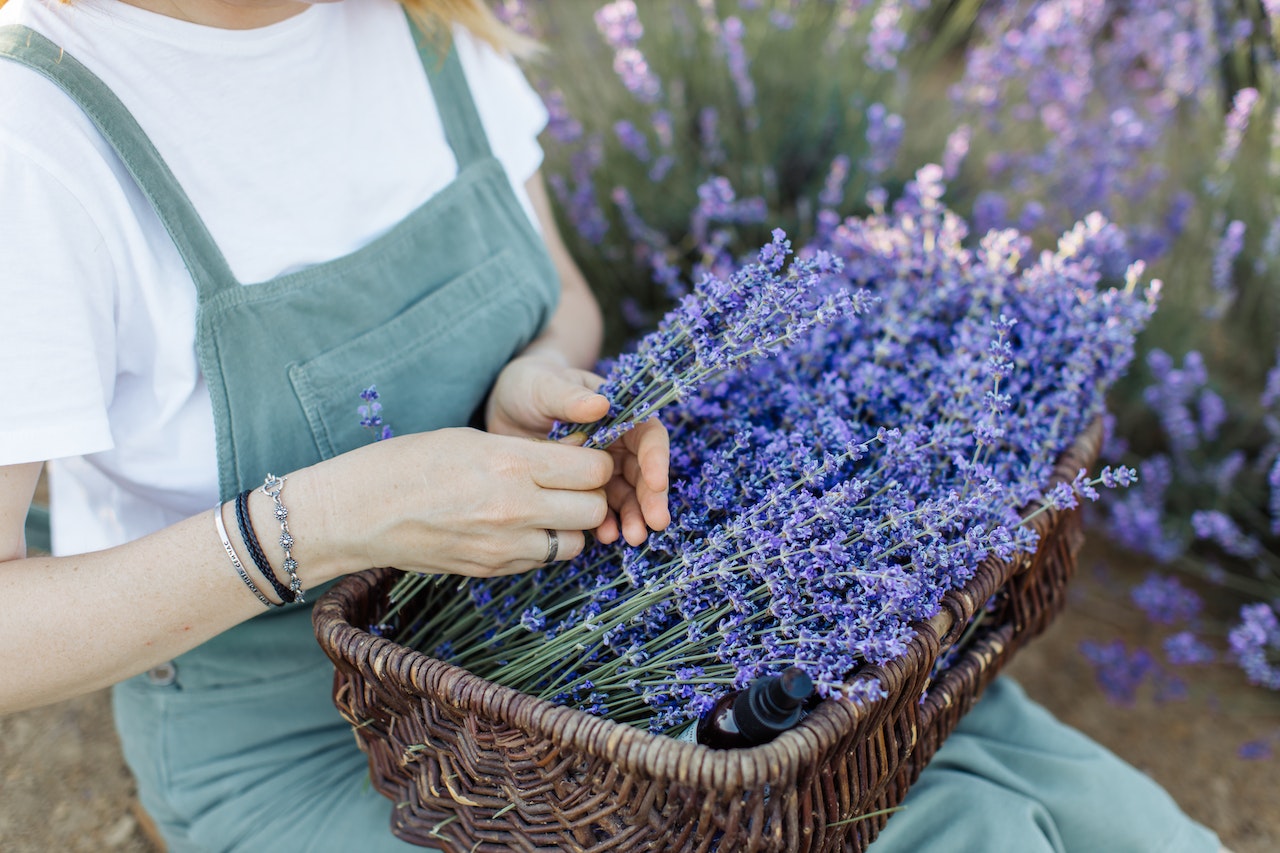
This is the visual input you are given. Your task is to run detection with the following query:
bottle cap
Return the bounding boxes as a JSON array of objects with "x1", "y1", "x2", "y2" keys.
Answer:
[{"x1": 733, "y1": 666, "x2": 814, "y2": 744}]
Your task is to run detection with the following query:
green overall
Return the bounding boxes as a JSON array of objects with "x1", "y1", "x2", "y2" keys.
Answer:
[
  {"x1": 1, "y1": 20, "x2": 1220, "y2": 853},
  {"x1": 0, "y1": 19, "x2": 557, "y2": 852}
]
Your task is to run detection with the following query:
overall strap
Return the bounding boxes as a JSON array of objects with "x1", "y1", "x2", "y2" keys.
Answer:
[
  {"x1": 413, "y1": 19, "x2": 494, "y2": 169},
  {"x1": 0, "y1": 26, "x2": 239, "y2": 297}
]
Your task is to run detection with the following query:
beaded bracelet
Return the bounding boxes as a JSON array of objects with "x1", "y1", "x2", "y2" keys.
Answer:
[
  {"x1": 260, "y1": 474, "x2": 304, "y2": 604},
  {"x1": 213, "y1": 505, "x2": 276, "y2": 609},
  {"x1": 234, "y1": 488, "x2": 296, "y2": 604}
]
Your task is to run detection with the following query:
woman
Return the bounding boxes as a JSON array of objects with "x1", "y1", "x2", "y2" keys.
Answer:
[
  {"x1": 0, "y1": 0, "x2": 669, "y2": 848},
  {"x1": 0, "y1": 1, "x2": 1225, "y2": 851}
]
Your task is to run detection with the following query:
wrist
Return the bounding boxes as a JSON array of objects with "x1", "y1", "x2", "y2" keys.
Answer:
[{"x1": 262, "y1": 464, "x2": 352, "y2": 588}]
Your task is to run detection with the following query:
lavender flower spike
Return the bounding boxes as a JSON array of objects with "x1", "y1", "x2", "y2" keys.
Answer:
[
  {"x1": 358, "y1": 384, "x2": 394, "y2": 441},
  {"x1": 1228, "y1": 603, "x2": 1280, "y2": 690}
]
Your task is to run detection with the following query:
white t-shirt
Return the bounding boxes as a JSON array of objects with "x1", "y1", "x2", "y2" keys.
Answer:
[{"x1": 0, "y1": 0, "x2": 550, "y2": 555}]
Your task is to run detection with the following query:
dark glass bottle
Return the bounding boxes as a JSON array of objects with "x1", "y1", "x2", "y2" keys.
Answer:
[{"x1": 694, "y1": 667, "x2": 814, "y2": 749}]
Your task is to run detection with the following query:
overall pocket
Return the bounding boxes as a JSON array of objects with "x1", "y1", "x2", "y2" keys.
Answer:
[{"x1": 287, "y1": 249, "x2": 545, "y2": 459}]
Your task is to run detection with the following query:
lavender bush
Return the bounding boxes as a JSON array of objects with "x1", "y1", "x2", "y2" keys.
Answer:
[{"x1": 498, "y1": 0, "x2": 967, "y2": 345}]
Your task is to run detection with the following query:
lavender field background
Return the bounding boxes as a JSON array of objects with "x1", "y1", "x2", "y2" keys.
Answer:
[{"x1": 5, "y1": 0, "x2": 1280, "y2": 849}]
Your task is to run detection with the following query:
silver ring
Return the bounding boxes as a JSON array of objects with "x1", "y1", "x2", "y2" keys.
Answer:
[{"x1": 543, "y1": 529, "x2": 559, "y2": 564}]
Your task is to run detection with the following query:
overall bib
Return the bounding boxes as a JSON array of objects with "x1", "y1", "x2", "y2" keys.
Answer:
[{"x1": 0, "y1": 19, "x2": 557, "y2": 851}]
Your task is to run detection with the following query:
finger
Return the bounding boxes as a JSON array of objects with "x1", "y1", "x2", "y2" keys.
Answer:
[
  {"x1": 618, "y1": 489, "x2": 649, "y2": 546},
  {"x1": 627, "y1": 449, "x2": 671, "y2": 531},
  {"x1": 528, "y1": 488, "x2": 609, "y2": 533},
  {"x1": 626, "y1": 422, "x2": 671, "y2": 531},
  {"x1": 639, "y1": 484, "x2": 671, "y2": 532},
  {"x1": 536, "y1": 370, "x2": 611, "y2": 425},
  {"x1": 524, "y1": 527, "x2": 587, "y2": 565},
  {"x1": 628, "y1": 419, "x2": 671, "y2": 494},
  {"x1": 557, "y1": 431, "x2": 588, "y2": 447},
  {"x1": 522, "y1": 441, "x2": 614, "y2": 490},
  {"x1": 604, "y1": 476, "x2": 649, "y2": 546},
  {"x1": 469, "y1": 528, "x2": 590, "y2": 579},
  {"x1": 578, "y1": 371, "x2": 607, "y2": 393},
  {"x1": 594, "y1": 509, "x2": 620, "y2": 545},
  {"x1": 611, "y1": 447, "x2": 670, "y2": 533}
]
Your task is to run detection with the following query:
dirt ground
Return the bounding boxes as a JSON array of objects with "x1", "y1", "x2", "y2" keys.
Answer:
[{"x1": 2, "y1": 539, "x2": 1276, "y2": 852}]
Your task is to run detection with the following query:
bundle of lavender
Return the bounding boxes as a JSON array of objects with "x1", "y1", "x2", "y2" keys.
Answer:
[
  {"x1": 386, "y1": 168, "x2": 1152, "y2": 734},
  {"x1": 548, "y1": 228, "x2": 870, "y2": 448}
]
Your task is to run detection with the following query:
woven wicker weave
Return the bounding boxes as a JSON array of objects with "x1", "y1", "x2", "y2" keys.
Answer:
[{"x1": 313, "y1": 419, "x2": 1102, "y2": 852}]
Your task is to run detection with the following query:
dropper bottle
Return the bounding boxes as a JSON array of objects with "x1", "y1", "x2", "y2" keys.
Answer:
[{"x1": 683, "y1": 666, "x2": 814, "y2": 749}]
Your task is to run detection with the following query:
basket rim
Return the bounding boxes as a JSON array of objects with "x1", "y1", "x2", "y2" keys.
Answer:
[{"x1": 313, "y1": 418, "x2": 1103, "y2": 790}]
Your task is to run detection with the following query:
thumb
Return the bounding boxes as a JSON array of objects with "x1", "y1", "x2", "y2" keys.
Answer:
[{"x1": 537, "y1": 369, "x2": 611, "y2": 425}]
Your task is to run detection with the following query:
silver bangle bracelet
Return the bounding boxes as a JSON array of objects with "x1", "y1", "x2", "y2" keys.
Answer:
[
  {"x1": 214, "y1": 505, "x2": 274, "y2": 609},
  {"x1": 260, "y1": 474, "x2": 304, "y2": 604}
]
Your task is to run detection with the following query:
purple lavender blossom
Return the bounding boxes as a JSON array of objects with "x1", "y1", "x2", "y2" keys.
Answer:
[
  {"x1": 1131, "y1": 573, "x2": 1203, "y2": 625},
  {"x1": 866, "y1": 0, "x2": 907, "y2": 71},
  {"x1": 690, "y1": 175, "x2": 768, "y2": 244},
  {"x1": 1080, "y1": 639, "x2": 1155, "y2": 705},
  {"x1": 613, "y1": 119, "x2": 651, "y2": 163},
  {"x1": 1197, "y1": 389, "x2": 1228, "y2": 443},
  {"x1": 1212, "y1": 88, "x2": 1260, "y2": 192},
  {"x1": 1153, "y1": 670, "x2": 1189, "y2": 703},
  {"x1": 1163, "y1": 631, "x2": 1215, "y2": 666},
  {"x1": 1238, "y1": 740, "x2": 1273, "y2": 761},
  {"x1": 1269, "y1": 456, "x2": 1280, "y2": 536},
  {"x1": 719, "y1": 16, "x2": 757, "y2": 116},
  {"x1": 491, "y1": 0, "x2": 535, "y2": 37},
  {"x1": 941, "y1": 125, "x2": 971, "y2": 181},
  {"x1": 595, "y1": 1, "x2": 663, "y2": 104},
  {"x1": 1228, "y1": 603, "x2": 1280, "y2": 690},
  {"x1": 698, "y1": 107, "x2": 725, "y2": 167},
  {"x1": 861, "y1": 103, "x2": 904, "y2": 181},
  {"x1": 1101, "y1": 456, "x2": 1185, "y2": 563},
  {"x1": 542, "y1": 90, "x2": 582, "y2": 145},
  {"x1": 358, "y1": 385, "x2": 393, "y2": 441},
  {"x1": 972, "y1": 191, "x2": 1009, "y2": 235},
  {"x1": 1143, "y1": 350, "x2": 1212, "y2": 458},
  {"x1": 1206, "y1": 219, "x2": 1246, "y2": 319},
  {"x1": 1191, "y1": 510, "x2": 1263, "y2": 560}
]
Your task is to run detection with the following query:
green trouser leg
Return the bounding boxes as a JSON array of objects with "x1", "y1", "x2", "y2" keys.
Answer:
[
  {"x1": 867, "y1": 678, "x2": 1221, "y2": 853},
  {"x1": 114, "y1": 657, "x2": 431, "y2": 852}
]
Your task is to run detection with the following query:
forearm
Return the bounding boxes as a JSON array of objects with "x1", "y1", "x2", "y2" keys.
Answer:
[
  {"x1": 522, "y1": 272, "x2": 603, "y2": 370},
  {"x1": 2, "y1": 427, "x2": 620, "y2": 712},
  {"x1": 521, "y1": 170, "x2": 603, "y2": 370},
  {"x1": 0, "y1": 467, "x2": 350, "y2": 713}
]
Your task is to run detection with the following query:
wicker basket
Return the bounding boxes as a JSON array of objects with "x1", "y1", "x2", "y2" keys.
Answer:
[{"x1": 313, "y1": 420, "x2": 1102, "y2": 852}]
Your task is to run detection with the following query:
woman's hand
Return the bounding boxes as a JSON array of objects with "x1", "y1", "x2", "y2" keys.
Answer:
[
  {"x1": 486, "y1": 353, "x2": 610, "y2": 439},
  {"x1": 311, "y1": 427, "x2": 615, "y2": 579},
  {"x1": 486, "y1": 354, "x2": 670, "y2": 546}
]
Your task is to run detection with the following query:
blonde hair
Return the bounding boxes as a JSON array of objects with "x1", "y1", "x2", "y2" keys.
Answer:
[
  {"x1": 403, "y1": 0, "x2": 537, "y2": 57},
  {"x1": 2, "y1": 0, "x2": 537, "y2": 57}
]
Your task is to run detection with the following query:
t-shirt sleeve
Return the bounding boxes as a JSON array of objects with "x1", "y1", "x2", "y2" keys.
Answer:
[
  {"x1": 453, "y1": 27, "x2": 550, "y2": 216},
  {"x1": 0, "y1": 140, "x2": 116, "y2": 465}
]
